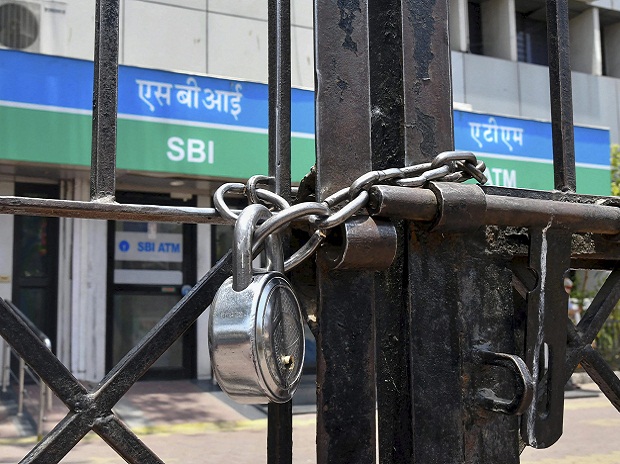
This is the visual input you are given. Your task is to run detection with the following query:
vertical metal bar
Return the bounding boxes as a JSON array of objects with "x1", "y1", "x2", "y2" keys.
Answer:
[
  {"x1": 401, "y1": 0, "x2": 454, "y2": 165},
  {"x1": 401, "y1": 0, "x2": 522, "y2": 461},
  {"x1": 267, "y1": 0, "x2": 293, "y2": 462},
  {"x1": 268, "y1": 0, "x2": 292, "y2": 203},
  {"x1": 314, "y1": 1, "x2": 376, "y2": 463},
  {"x1": 367, "y1": 1, "x2": 413, "y2": 463},
  {"x1": 90, "y1": 0, "x2": 120, "y2": 201},
  {"x1": 401, "y1": 0, "x2": 458, "y2": 460},
  {"x1": 547, "y1": 0, "x2": 576, "y2": 192}
]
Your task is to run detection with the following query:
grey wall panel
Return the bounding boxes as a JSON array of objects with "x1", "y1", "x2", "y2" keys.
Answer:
[
  {"x1": 517, "y1": 62, "x2": 550, "y2": 120},
  {"x1": 572, "y1": 71, "x2": 607, "y2": 128},
  {"x1": 463, "y1": 53, "x2": 520, "y2": 115},
  {"x1": 451, "y1": 51, "x2": 465, "y2": 104}
]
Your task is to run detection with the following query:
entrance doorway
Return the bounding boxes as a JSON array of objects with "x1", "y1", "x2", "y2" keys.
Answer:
[
  {"x1": 12, "y1": 183, "x2": 60, "y2": 351},
  {"x1": 107, "y1": 192, "x2": 197, "y2": 379}
]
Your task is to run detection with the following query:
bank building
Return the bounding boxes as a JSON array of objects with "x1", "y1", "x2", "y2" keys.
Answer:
[{"x1": 0, "y1": 0, "x2": 614, "y2": 383}]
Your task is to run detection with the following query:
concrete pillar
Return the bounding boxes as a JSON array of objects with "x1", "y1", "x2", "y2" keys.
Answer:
[
  {"x1": 604, "y1": 21, "x2": 620, "y2": 78},
  {"x1": 196, "y1": 194, "x2": 213, "y2": 380},
  {"x1": 570, "y1": 8, "x2": 602, "y2": 76},
  {"x1": 481, "y1": 0, "x2": 517, "y2": 61},
  {"x1": 70, "y1": 178, "x2": 107, "y2": 383},
  {"x1": 450, "y1": 0, "x2": 469, "y2": 52}
]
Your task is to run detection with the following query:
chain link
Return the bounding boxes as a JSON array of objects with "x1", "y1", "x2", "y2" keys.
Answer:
[{"x1": 213, "y1": 151, "x2": 487, "y2": 271}]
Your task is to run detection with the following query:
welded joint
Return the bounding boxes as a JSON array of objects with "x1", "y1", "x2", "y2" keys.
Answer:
[{"x1": 428, "y1": 182, "x2": 487, "y2": 232}]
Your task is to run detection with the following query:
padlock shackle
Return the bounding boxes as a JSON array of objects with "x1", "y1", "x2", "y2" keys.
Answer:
[{"x1": 233, "y1": 204, "x2": 282, "y2": 291}]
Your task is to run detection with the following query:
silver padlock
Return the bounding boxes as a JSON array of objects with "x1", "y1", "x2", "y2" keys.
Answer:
[{"x1": 208, "y1": 204, "x2": 305, "y2": 404}]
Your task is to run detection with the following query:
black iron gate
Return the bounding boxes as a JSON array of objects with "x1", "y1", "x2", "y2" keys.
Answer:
[{"x1": 0, "y1": 0, "x2": 619, "y2": 463}]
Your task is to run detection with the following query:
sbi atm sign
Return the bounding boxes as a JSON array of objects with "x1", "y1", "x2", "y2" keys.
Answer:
[{"x1": 115, "y1": 231, "x2": 183, "y2": 263}]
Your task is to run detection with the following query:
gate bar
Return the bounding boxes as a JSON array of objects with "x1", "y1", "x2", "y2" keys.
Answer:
[
  {"x1": 369, "y1": 185, "x2": 620, "y2": 234},
  {"x1": 267, "y1": 0, "x2": 293, "y2": 462},
  {"x1": 0, "y1": 196, "x2": 233, "y2": 224},
  {"x1": 400, "y1": 0, "x2": 465, "y2": 458},
  {"x1": 547, "y1": 0, "x2": 576, "y2": 192},
  {"x1": 314, "y1": 1, "x2": 377, "y2": 462},
  {"x1": 367, "y1": 0, "x2": 414, "y2": 462},
  {"x1": 90, "y1": 0, "x2": 120, "y2": 201}
]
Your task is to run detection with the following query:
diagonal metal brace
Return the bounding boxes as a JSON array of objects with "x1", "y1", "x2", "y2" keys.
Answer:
[{"x1": 0, "y1": 251, "x2": 233, "y2": 464}]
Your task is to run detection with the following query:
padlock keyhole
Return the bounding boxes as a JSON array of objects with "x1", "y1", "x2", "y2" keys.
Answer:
[{"x1": 282, "y1": 355, "x2": 294, "y2": 369}]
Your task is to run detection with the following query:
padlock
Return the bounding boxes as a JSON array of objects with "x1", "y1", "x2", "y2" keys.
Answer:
[{"x1": 208, "y1": 204, "x2": 305, "y2": 404}]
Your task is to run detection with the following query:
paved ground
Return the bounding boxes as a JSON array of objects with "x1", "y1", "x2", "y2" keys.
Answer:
[{"x1": 0, "y1": 379, "x2": 618, "y2": 463}]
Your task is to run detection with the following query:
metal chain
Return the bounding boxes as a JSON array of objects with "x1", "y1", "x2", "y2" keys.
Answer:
[{"x1": 213, "y1": 151, "x2": 487, "y2": 271}]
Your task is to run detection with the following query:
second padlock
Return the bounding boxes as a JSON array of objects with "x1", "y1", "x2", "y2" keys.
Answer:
[{"x1": 208, "y1": 204, "x2": 305, "y2": 404}]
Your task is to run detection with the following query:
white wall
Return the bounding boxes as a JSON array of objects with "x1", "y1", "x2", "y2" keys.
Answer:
[
  {"x1": 57, "y1": 180, "x2": 74, "y2": 368},
  {"x1": 64, "y1": 0, "x2": 95, "y2": 60},
  {"x1": 196, "y1": 194, "x2": 212, "y2": 380},
  {"x1": 70, "y1": 178, "x2": 107, "y2": 382},
  {"x1": 0, "y1": 181, "x2": 14, "y2": 385},
  {"x1": 0, "y1": 182, "x2": 14, "y2": 300},
  {"x1": 60, "y1": 0, "x2": 314, "y2": 87}
]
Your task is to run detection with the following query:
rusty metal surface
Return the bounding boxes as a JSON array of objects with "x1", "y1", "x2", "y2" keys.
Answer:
[
  {"x1": 90, "y1": 0, "x2": 120, "y2": 201},
  {"x1": 401, "y1": 0, "x2": 453, "y2": 165},
  {"x1": 367, "y1": 2, "x2": 413, "y2": 460},
  {"x1": 368, "y1": 185, "x2": 620, "y2": 235},
  {"x1": 314, "y1": 1, "x2": 376, "y2": 462},
  {"x1": 546, "y1": 0, "x2": 576, "y2": 192},
  {"x1": 318, "y1": 217, "x2": 397, "y2": 270}
]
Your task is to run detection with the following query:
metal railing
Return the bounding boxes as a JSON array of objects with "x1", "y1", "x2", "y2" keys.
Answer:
[{"x1": 1, "y1": 301, "x2": 53, "y2": 441}]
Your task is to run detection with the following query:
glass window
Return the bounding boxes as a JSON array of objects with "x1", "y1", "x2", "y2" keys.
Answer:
[
  {"x1": 516, "y1": 13, "x2": 548, "y2": 65},
  {"x1": 468, "y1": 2, "x2": 484, "y2": 55}
]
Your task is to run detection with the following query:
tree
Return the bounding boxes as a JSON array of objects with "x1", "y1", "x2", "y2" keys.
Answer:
[{"x1": 612, "y1": 144, "x2": 620, "y2": 196}]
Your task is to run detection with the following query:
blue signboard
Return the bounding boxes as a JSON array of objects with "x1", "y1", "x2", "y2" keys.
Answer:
[
  {"x1": 0, "y1": 49, "x2": 612, "y2": 194},
  {"x1": 454, "y1": 111, "x2": 609, "y2": 168},
  {"x1": 0, "y1": 49, "x2": 315, "y2": 136}
]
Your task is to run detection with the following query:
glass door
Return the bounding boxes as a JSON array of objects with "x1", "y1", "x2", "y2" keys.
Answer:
[
  {"x1": 107, "y1": 192, "x2": 196, "y2": 379},
  {"x1": 12, "y1": 183, "x2": 59, "y2": 351}
]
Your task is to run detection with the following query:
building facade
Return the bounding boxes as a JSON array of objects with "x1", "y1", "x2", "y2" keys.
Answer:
[{"x1": 0, "y1": 0, "x2": 616, "y2": 382}]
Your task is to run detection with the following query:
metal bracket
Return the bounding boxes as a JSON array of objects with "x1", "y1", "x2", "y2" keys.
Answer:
[
  {"x1": 428, "y1": 182, "x2": 487, "y2": 232},
  {"x1": 318, "y1": 217, "x2": 397, "y2": 270},
  {"x1": 521, "y1": 226, "x2": 572, "y2": 448}
]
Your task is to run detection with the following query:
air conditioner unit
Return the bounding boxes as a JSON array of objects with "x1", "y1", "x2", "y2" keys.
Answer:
[{"x1": 0, "y1": 1, "x2": 42, "y2": 53}]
